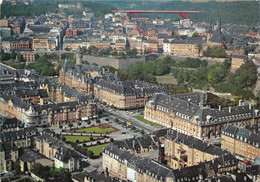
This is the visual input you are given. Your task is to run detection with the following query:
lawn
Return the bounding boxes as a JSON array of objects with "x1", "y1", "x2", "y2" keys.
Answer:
[
  {"x1": 134, "y1": 116, "x2": 163, "y2": 127},
  {"x1": 88, "y1": 144, "x2": 108, "y2": 156},
  {"x1": 156, "y1": 74, "x2": 178, "y2": 84},
  {"x1": 64, "y1": 135, "x2": 103, "y2": 143},
  {"x1": 74, "y1": 125, "x2": 116, "y2": 134}
]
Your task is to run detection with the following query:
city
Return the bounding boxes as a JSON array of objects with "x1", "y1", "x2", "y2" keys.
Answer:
[{"x1": 0, "y1": 0, "x2": 259, "y2": 181}]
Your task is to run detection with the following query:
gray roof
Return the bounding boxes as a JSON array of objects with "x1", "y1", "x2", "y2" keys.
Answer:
[
  {"x1": 222, "y1": 125, "x2": 260, "y2": 148},
  {"x1": 149, "y1": 93, "x2": 260, "y2": 126}
]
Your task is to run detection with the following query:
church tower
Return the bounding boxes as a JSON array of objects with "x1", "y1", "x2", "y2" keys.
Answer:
[{"x1": 75, "y1": 46, "x2": 83, "y2": 65}]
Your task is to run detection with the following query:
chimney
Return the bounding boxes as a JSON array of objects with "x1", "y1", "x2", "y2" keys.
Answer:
[
  {"x1": 187, "y1": 98, "x2": 191, "y2": 107},
  {"x1": 229, "y1": 107, "x2": 232, "y2": 113},
  {"x1": 133, "y1": 139, "x2": 135, "y2": 150},
  {"x1": 239, "y1": 100, "x2": 243, "y2": 106},
  {"x1": 219, "y1": 105, "x2": 221, "y2": 111}
]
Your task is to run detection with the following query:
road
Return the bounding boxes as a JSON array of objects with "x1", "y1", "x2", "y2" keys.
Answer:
[{"x1": 106, "y1": 110, "x2": 160, "y2": 134}]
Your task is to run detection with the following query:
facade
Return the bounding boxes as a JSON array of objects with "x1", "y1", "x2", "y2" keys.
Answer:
[
  {"x1": 164, "y1": 38, "x2": 204, "y2": 56},
  {"x1": 21, "y1": 52, "x2": 36, "y2": 63},
  {"x1": 144, "y1": 92, "x2": 260, "y2": 139},
  {"x1": 230, "y1": 54, "x2": 247, "y2": 72},
  {"x1": 164, "y1": 129, "x2": 229, "y2": 169},
  {"x1": 103, "y1": 143, "x2": 239, "y2": 182},
  {"x1": 0, "y1": 126, "x2": 38, "y2": 173},
  {"x1": 35, "y1": 133, "x2": 64, "y2": 160},
  {"x1": 54, "y1": 147, "x2": 80, "y2": 171},
  {"x1": 221, "y1": 125, "x2": 260, "y2": 160},
  {"x1": 58, "y1": 63, "x2": 96, "y2": 95},
  {"x1": 0, "y1": 89, "x2": 96, "y2": 126},
  {"x1": 0, "y1": 117, "x2": 24, "y2": 132},
  {"x1": 94, "y1": 76, "x2": 168, "y2": 109}
]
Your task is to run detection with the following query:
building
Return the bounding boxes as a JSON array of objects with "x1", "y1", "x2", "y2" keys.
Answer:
[
  {"x1": 94, "y1": 72, "x2": 168, "y2": 109},
  {"x1": 58, "y1": 63, "x2": 97, "y2": 95},
  {"x1": 144, "y1": 92, "x2": 260, "y2": 139},
  {"x1": 19, "y1": 148, "x2": 53, "y2": 172},
  {"x1": 164, "y1": 37, "x2": 204, "y2": 56},
  {"x1": 164, "y1": 129, "x2": 229, "y2": 169},
  {"x1": 221, "y1": 125, "x2": 260, "y2": 160},
  {"x1": 0, "y1": 126, "x2": 38, "y2": 173},
  {"x1": 21, "y1": 52, "x2": 36, "y2": 63},
  {"x1": 32, "y1": 38, "x2": 56, "y2": 51},
  {"x1": 0, "y1": 142, "x2": 18, "y2": 173},
  {"x1": 54, "y1": 147, "x2": 80, "y2": 171},
  {"x1": 0, "y1": 91, "x2": 96, "y2": 126},
  {"x1": 230, "y1": 54, "x2": 248, "y2": 72},
  {"x1": 103, "y1": 142, "x2": 239, "y2": 182},
  {"x1": 34, "y1": 133, "x2": 64, "y2": 160},
  {"x1": 0, "y1": 117, "x2": 24, "y2": 132}
]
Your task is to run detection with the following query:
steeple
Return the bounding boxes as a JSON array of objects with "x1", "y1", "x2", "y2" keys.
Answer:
[
  {"x1": 218, "y1": 14, "x2": 222, "y2": 34},
  {"x1": 63, "y1": 58, "x2": 68, "y2": 71}
]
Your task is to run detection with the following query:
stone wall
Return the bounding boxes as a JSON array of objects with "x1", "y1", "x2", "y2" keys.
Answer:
[{"x1": 82, "y1": 55, "x2": 146, "y2": 69}]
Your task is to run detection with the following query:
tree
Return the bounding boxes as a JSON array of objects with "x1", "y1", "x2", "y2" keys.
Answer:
[
  {"x1": 110, "y1": 51, "x2": 118, "y2": 56},
  {"x1": 10, "y1": 50, "x2": 16, "y2": 60},
  {"x1": 114, "y1": 118, "x2": 119, "y2": 122},
  {"x1": 14, "y1": 160, "x2": 21, "y2": 175},
  {"x1": 96, "y1": 119, "x2": 101, "y2": 124},
  {"x1": 87, "y1": 121, "x2": 91, "y2": 125},
  {"x1": 68, "y1": 124, "x2": 73, "y2": 130},
  {"x1": 123, "y1": 121, "x2": 127, "y2": 126},
  {"x1": 192, "y1": 32, "x2": 200, "y2": 37},
  {"x1": 177, "y1": 71, "x2": 184, "y2": 84},
  {"x1": 62, "y1": 136, "x2": 66, "y2": 142},
  {"x1": 131, "y1": 126, "x2": 136, "y2": 130},
  {"x1": 140, "y1": 130, "x2": 145, "y2": 135},
  {"x1": 76, "y1": 140, "x2": 79, "y2": 143},
  {"x1": 78, "y1": 122, "x2": 82, "y2": 126},
  {"x1": 59, "y1": 125, "x2": 63, "y2": 129},
  {"x1": 118, "y1": 52, "x2": 125, "y2": 57},
  {"x1": 86, "y1": 150, "x2": 94, "y2": 158}
]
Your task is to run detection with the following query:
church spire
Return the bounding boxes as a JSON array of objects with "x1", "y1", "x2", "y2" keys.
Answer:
[{"x1": 218, "y1": 14, "x2": 222, "y2": 34}]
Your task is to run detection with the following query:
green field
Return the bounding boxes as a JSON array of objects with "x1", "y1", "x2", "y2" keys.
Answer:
[
  {"x1": 74, "y1": 126, "x2": 115, "y2": 134},
  {"x1": 134, "y1": 116, "x2": 163, "y2": 127},
  {"x1": 64, "y1": 135, "x2": 103, "y2": 143},
  {"x1": 156, "y1": 73, "x2": 178, "y2": 84},
  {"x1": 88, "y1": 144, "x2": 108, "y2": 156}
]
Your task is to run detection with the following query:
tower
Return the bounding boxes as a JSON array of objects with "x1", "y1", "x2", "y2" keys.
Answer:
[
  {"x1": 75, "y1": 46, "x2": 83, "y2": 65},
  {"x1": 218, "y1": 14, "x2": 222, "y2": 34}
]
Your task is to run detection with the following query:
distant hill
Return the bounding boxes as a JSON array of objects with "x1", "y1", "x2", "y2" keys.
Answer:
[{"x1": 108, "y1": 1, "x2": 259, "y2": 25}]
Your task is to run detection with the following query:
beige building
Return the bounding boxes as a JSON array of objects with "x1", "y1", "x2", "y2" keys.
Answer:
[
  {"x1": 230, "y1": 54, "x2": 247, "y2": 72},
  {"x1": 164, "y1": 129, "x2": 228, "y2": 169},
  {"x1": 144, "y1": 93, "x2": 260, "y2": 139},
  {"x1": 221, "y1": 125, "x2": 260, "y2": 160}
]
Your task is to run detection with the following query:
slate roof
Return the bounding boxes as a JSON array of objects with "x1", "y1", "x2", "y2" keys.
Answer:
[
  {"x1": 34, "y1": 133, "x2": 64, "y2": 150},
  {"x1": 0, "y1": 127, "x2": 38, "y2": 142},
  {"x1": 0, "y1": 117, "x2": 24, "y2": 130},
  {"x1": 165, "y1": 129, "x2": 229, "y2": 157},
  {"x1": 55, "y1": 146, "x2": 80, "y2": 163},
  {"x1": 232, "y1": 54, "x2": 247, "y2": 59},
  {"x1": 148, "y1": 93, "x2": 260, "y2": 126},
  {"x1": 19, "y1": 148, "x2": 42, "y2": 162},
  {"x1": 209, "y1": 31, "x2": 224, "y2": 43},
  {"x1": 222, "y1": 125, "x2": 260, "y2": 148},
  {"x1": 104, "y1": 143, "x2": 238, "y2": 181}
]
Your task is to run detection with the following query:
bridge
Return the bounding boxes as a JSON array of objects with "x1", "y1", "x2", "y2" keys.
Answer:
[{"x1": 112, "y1": 10, "x2": 206, "y2": 19}]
